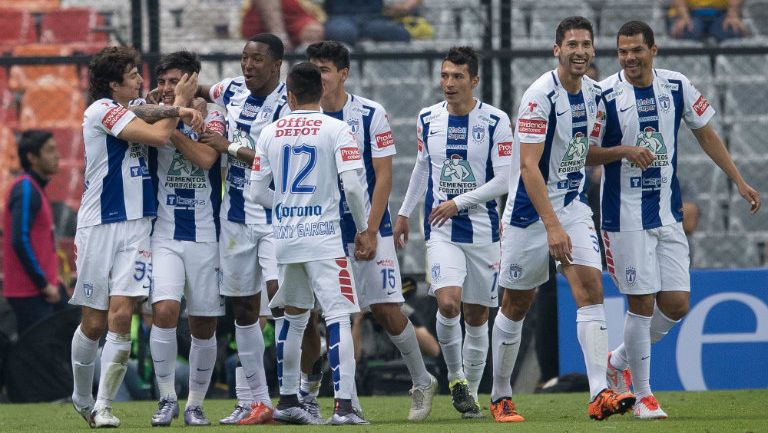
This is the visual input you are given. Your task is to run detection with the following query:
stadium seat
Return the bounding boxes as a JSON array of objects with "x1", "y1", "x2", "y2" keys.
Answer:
[
  {"x1": 19, "y1": 85, "x2": 85, "y2": 129},
  {"x1": 0, "y1": 125, "x2": 20, "y2": 173},
  {"x1": 726, "y1": 157, "x2": 768, "y2": 233},
  {"x1": 46, "y1": 159, "x2": 84, "y2": 210},
  {"x1": 596, "y1": 2, "x2": 661, "y2": 38},
  {"x1": 511, "y1": 57, "x2": 558, "y2": 82},
  {"x1": 423, "y1": 0, "x2": 484, "y2": 47},
  {"x1": 692, "y1": 233, "x2": 759, "y2": 268},
  {"x1": 0, "y1": 9, "x2": 37, "y2": 53},
  {"x1": 677, "y1": 155, "x2": 729, "y2": 232},
  {"x1": 728, "y1": 119, "x2": 765, "y2": 158},
  {"x1": 654, "y1": 55, "x2": 713, "y2": 83},
  {"x1": 49, "y1": 127, "x2": 84, "y2": 162},
  {"x1": 529, "y1": 2, "x2": 593, "y2": 40},
  {"x1": 715, "y1": 54, "x2": 767, "y2": 82},
  {"x1": 9, "y1": 44, "x2": 80, "y2": 91},
  {"x1": 722, "y1": 81, "x2": 768, "y2": 118},
  {"x1": 40, "y1": 7, "x2": 109, "y2": 51},
  {"x1": 3, "y1": 0, "x2": 60, "y2": 13}
]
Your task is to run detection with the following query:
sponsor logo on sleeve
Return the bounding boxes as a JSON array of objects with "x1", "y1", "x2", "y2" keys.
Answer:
[
  {"x1": 341, "y1": 147, "x2": 362, "y2": 161},
  {"x1": 527, "y1": 101, "x2": 538, "y2": 112},
  {"x1": 251, "y1": 156, "x2": 260, "y2": 171},
  {"x1": 498, "y1": 141, "x2": 512, "y2": 157},
  {"x1": 212, "y1": 82, "x2": 225, "y2": 100},
  {"x1": 375, "y1": 131, "x2": 394, "y2": 148},
  {"x1": 590, "y1": 122, "x2": 602, "y2": 138},
  {"x1": 206, "y1": 120, "x2": 226, "y2": 135},
  {"x1": 417, "y1": 138, "x2": 423, "y2": 153},
  {"x1": 517, "y1": 118, "x2": 547, "y2": 135},
  {"x1": 693, "y1": 95, "x2": 710, "y2": 116},
  {"x1": 102, "y1": 106, "x2": 129, "y2": 130}
]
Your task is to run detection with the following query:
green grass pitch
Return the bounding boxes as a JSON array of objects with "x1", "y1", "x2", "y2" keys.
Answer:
[{"x1": 1, "y1": 390, "x2": 766, "y2": 432}]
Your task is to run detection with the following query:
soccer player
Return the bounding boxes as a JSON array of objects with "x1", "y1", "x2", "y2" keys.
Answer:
[
  {"x1": 69, "y1": 46, "x2": 201, "y2": 428},
  {"x1": 306, "y1": 40, "x2": 438, "y2": 422},
  {"x1": 393, "y1": 46, "x2": 512, "y2": 419},
  {"x1": 588, "y1": 20, "x2": 761, "y2": 419},
  {"x1": 196, "y1": 34, "x2": 290, "y2": 425},
  {"x1": 144, "y1": 51, "x2": 225, "y2": 427},
  {"x1": 247, "y1": 62, "x2": 372, "y2": 425},
  {"x1": 493, "y1": 16, "x2": 637, "y2": 422}
]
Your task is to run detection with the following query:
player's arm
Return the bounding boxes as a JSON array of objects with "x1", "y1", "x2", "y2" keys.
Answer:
[
  {"x1": 341, "y1": 168, "x2": 372, "y2": 259},
  {"x1": 247, "y1": 137, "x2": 275, "y2": 208},
  {"x1": 429, "y1": 167, "x2": 509, "y2": 227},
  {"x1": 586, "y1": 145, "x2": 655, "y2": 170},
  {"x1": 196, "y1": 84, "x2": 213, "y2": 102},
  {"x1": 693, "y1": 122, "x2": 760, "y2": 214},
  {"x1": 199, "y1": 132, "x2": 257, "y2": 164},
  {"x1": 170, "y1": 131, "x2": 219, "y2": 170},
  {"x1": 520, "y1": 142, "x2": 572, "y2": 263},
  {"x1": 394, "y1": 118, "x2": 429, "y2": 249},
  {"x1": 356, "y1": 155, "x2": 392, "y2": 260}
]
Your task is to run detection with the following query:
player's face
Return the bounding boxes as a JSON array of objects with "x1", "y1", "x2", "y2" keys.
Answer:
[
  {"x1": 309, "y1": 58, "x2": 348, "y2": 98},
  {"x1": 241, "y1": 41, "x2": 281, "y2": 93},
  {"x1": 156, "y1": 68, "x2": 185, "y2": 105},
  {"x1": 554, "y1": 29, "x2": 594, "y2": 78},
  {"x1": 32, "y1": 138, "x2": 60, "y2": 177},
  {"x1": 111, "y1": 65, "x2": 143, "y2": 102},
  {"x1": 440, "y1": 61, "x2": 478, "y2": 105},
  {"x1": 617, "y1": 33, "x2": 657, "y2": 85}
]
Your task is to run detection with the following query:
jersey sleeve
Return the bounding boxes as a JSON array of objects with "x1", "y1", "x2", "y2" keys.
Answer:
[
  {"x1": 205, "y1": 109, "x2": 226, "y2": 136},
  {"x1": 515, "y1": 89, "x2": 552, "y2": 144},
  {"x1": 589, "y1": 96, "x2": 607, "y2": 147},
  {"x1": 681, "y1": 76, "x2": 715, "y2": 129},
  {"x1": 95, "y1": 101, "x2": 136, "y2": 137},
  {"x1": 335, "y1": 123, "x2": 364, "y2": 174},
  {"x1": 250, "y1": 128, "x2": 273, "y2": 183},
  {"x1": 370, "y1": 106, "x2": 396, "y2": 158},
  {"x1": 491, "y1": 111, "x2": 514, "y2": 168},
  {"x1": 416, "y1": 112, "x2": 428, "y2": 163},
  {"x1": 209, "y1": 78, "x2": 234, "y2": 106}
]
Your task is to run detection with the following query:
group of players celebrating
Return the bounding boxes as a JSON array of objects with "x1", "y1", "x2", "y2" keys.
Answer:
[{"x1": 67, "y1": 14, "x2": 760, "y2": 428}]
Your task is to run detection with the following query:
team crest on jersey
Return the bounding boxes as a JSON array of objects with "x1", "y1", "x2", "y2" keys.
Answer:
[
  {"x1": 431, "y1": 263, "x2": 441, "y2": 280},
  {"x1": 261, "y1": 105, "x2": 274, "y2": 120},
  {"x1": 586, "y1": 98, "x2": 597, "y2": 115},
  {"x1": 558, "y1": 132, "x2": 588, "y2": 174},
  {"x1": 347, "y1": 118, "x2": 360, "y2": 135},
  {"x1": 635, "y1": 127, "x2": 669, "y2": 167},
  {"x1": 439, "y1": 155, "x2": 477, "y2": 195},
  {"x1": 658, "y1": 94, "x2": 671, "y2": 112},
  {"x1": 625, "y1": 267, "x2": 637, "y2": 285},
  {"x1": 83, "y1": 282, "x2": 93, "y2": 298},
  {"x1": 508, "y1": 264, "x2": 523, "y2": 281},
  {"x1": 472, "y1": 125, "x2": 485, "y2": 142}
]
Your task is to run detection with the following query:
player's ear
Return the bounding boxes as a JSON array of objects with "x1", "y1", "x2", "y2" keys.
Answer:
[
  {"x1": 471, "y1": 74, "x2": 480, "y2": 89},
  {"x1": 340, "y1": 67, "x2": 349, "y2": 83}
]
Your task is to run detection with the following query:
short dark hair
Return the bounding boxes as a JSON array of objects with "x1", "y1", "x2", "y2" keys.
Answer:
[
  {"x1": 248, "y1": 33, "x2": 285, "y2": 60},
  {"x1": 287, "y1": 62, "x2": 323, "y2": 105},
  {"x1": 555, "y1": 16, "x2": 594, "y2": 46},
  {"x1": 88, "y1": 46, "x2": 141, "y2": 100},
  {"x1": 18, "y1": 130, "x2": 53, "y2": 171},
  {"x1": 306, "y1": 40, "x2": 350, "y2": 71},
  {"x1": 156, "y1": 50, "x2": 201, "y2": 77},
  {"x1": 443, "y1": 46, "x2": 479, "y2": 77},
  {"x1": 617, "y1": 20, "x2": 655, "y2": 48}
]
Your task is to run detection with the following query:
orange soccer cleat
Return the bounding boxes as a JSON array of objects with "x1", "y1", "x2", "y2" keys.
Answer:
[
  {"x1": 588, "y1": 388, "x2": 636, "y2": 421},
  {"x1": 238, "y1": 401, "x2": 274, "y2": 425},
  {"x1": 490, "y1": 398, "x2": 525, "y2": 423}
]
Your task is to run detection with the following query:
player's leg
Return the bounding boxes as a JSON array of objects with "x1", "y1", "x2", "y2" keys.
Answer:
[{"x1": 299, "y1": 312, "x2": 324, "y2": 417}]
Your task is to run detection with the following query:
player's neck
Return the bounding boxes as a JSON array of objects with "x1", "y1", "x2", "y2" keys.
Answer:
[
  {"x1": 625, "y1": 72, "x2": 654, "y2": 88},
  {"x1": 446, "y1": 98, "x2": 476, "y2": 116},
  {"x1": 320, "y1": 90, "x2": 347, "y2": 113},
  {"x1": 557, "y1": 68, "x2": 582, "y2": 94},
  {"x1": 250, "y1": 77, "x2": 280, "y2": 98},
  {"x1": 293, "y1": 102, "x2": 321, "y2": 111}
]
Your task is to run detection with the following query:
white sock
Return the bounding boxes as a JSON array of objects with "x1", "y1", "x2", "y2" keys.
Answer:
[
  {"x1": 71, "y1": 326, "x2": 99, "y2": 407},
  {"x1": 388, "y1": 320, "x2": 431, "y2": 388},
  {"x1": 299, "y1": 372, "x2": 322, "y2": 400},
  {"x1": 235, "y1": 366, "x2": 254, "y2": 406},
  {"x1": 95, "y1": 332, "x2": 131, "y2": 410},
  {"x1": 279, "y1": 311, "x2": 310, "y2": 396},
  {"x1": 463, "y1": 321, "x2": 488, "y2": 399},
  {"x1": 273, "y1": 317, "x2": 285, "y2": 394},
  {"x1": 576, "y1": 304, "x2": 608, "y2": 400},
  {"x1": 436, "y1": 312, "x2": 464, "y2": 382},
  {"x1": 609, "y1": 343, "x2": 629, "y2": 371},
  {"x1": 325, "y1": 314, "x2": 355, "y2": 400},
  {"x1": 235, "y1": 321, "x2": 271, "y2": 406},
  {"x1": 649, "y1": 304, "x2": 679, "y2": 344},
  {"x1": 491, "y1": 311, "x2": 524, "y2": 402},
  {"x1": 150, "y1": 326, "x2": 178, "y2": 400},
  {"x1": 624, "y1": 312, "x2": 652, "y2": 398},
  {"x1": 186, "y1": 335, "x2": 216, "y2": 409}
]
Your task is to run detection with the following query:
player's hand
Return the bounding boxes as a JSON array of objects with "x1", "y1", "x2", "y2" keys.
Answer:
[
  {"x1": 737, "y1": 181, "x2": 761, "y2": 214},
  {"x1": 546, "y1": 223, "x2": 573, "y2": 265},
  {"x1": 43, "y1": 283, "x2": 61, "y2": 304},
  {"x1": 179, "y1": 107, "x2": 204, "y2": 133},
  {"x1": 145, "y1": 87, "x2": 161, "y2": 105},
  {"x1": 192, "y1": 97, "x2": 208, "y2": 119},
  {"x1": 354, "y1": 231, "x2": 373, "y2": 260},
  {"x1": 670, "y1": 16, "x2": 693, "y2": 38},
  {"x1": 354, "y1": 229, "x2": 377, "y2": 261},
  {"x1": 393, "y1": 215, "x2": 410, "y2": 250},
  {"x1": 174, "y1": 72, "x2": 198, "y2": 106},
  {"x1": 199, "y1": 131, "x2": 230, "y2": 153},
  {"x1": 723, "y1": 14, "x2": 747, "y2": 35},
  {"x1": 429, "y1": 199, "x2": 459, "y2": 228},
  {"x1": 624, "y1": 146, "x2": 655, "y2": 170}
]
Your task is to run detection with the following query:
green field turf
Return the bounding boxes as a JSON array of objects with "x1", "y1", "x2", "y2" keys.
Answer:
[{"x1": 0, "y1": 389, "x2": 765, "y2": 433}]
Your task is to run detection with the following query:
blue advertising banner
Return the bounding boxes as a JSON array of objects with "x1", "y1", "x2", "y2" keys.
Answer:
[{"x1": 557, "y1": 268, "x2": 768, "y2": 390}]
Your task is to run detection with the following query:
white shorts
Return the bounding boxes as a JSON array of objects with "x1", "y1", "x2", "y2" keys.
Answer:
[
  {"x1": 603, "y1": 222, "x2": 690, "y2": 295},
  {"x1": 346, "y1": 234, "x2": 404, "y2": 309},
  {"x1": 219, "y1": 220, "x2": 277, "y2": 297},
  {"x1": 499, "y1": 200, "x2": 602, "y2": 290},
  {"x1": 150, "y1": 238, "x2": 224, "y2": 317},
  {"x1": 426, "y1": 240, "x2": 500, "y2": 307},
  {"x1": 269, "y1": 257, "x2": 361, "y2": 316},
  {"x1": 71, "y1": 218, "x2": 152, "y2": 311}
]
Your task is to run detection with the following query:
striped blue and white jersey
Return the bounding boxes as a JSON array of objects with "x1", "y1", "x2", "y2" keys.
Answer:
[
  {"x1": 209, "y1": 77, "x2": 290, "y2": 225},
  {"x1": 151, "y1": 109, "x2": 225, "y2": 242},
  {"x1": 591, "y1": 69, "x2": 714, "y2": 232},
  {"x1": 77, "y1": 98, "x2": 155, "y2": 228},
  {"x1": 417, "y1": 100, "x2": 513, "y2": 244},
  {"x1": 323, "y1": 94, "x2": 396, "y2": 244},
  {"x1": 504, "y1": 70, "x2": 602, "y2": 228}
]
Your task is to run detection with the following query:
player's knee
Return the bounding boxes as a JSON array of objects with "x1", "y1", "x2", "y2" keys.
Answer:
[
  {"x1": 463, "y1": 304, "x2": 489, "y2": 326},
  {"x1": 80, "y1": 319, "x2": 106, "y2": 340},
  {"x1": 108, "y1": 311, "x2": 133, "y2": 334},
  {"x1": 152, "y1": 301, "x2": 180, "y2": 328},
  {"x1": 232, "y1": 296, "x2": 259, "y2": 325},
  {"x1": 437, "y1": 299, "x2": 461, "y2": 318},
  {"x1": 500, "y1": 289, "x2": 534, "y2": 321},
  {"x1": 370, "y1": 303, "x2": 407, "y2": 334},
  {"x1": 662, "y1": 303, "x2": 689, "y2": 321}
]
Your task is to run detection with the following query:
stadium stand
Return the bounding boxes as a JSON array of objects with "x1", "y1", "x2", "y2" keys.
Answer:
[
  {"x1": 0, "y1": 9, "x2": 37, "y2": 53},
  {"x1": 39, "y1": 7, "x2": 109, "y2": 52},
  {"x1": 2, "y1": 0, "x2": 61, "y2": 13},
  {"x1": 9, "y1": 44, "x2": 81, "y2": 91},
  {"x1": 19, "y1": 85, "x2": 85, "y2": 130}
]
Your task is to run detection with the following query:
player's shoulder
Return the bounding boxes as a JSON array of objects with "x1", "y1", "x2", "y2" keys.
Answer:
[
  {"x1": 476, "y1": 100, "x2": 507, "y2": 119},
  {"x1": 84, "y1": 98, "x2": 126, "y2": 123},
  {"x1": 598, "y1": 72, "x2": 625, "y2": 100},
  {"x1": 654, "y1": 68, "x2": 691, "y2": 86},
  {"x1": 581, "y1": 75, "x2": 602, "y2": 97},
  {"x1": 418, "y1": 101, "x2": 446, "y2": 123}
]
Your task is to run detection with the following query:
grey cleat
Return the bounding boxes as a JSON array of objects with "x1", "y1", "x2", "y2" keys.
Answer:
[
  {"x1": 273, "y1": 405, "x2": 325, "y2": 425},
  {"x1": 184, "y1": 406, "x2": 211, "y2": 426},
  {"x1": 461, "y1": 402, "x2": 484, "y2": 419},
  {"x1": 408, "y1": 373, "x2": 438, "y2": 421},
  {"x1": 90, "y1": 406, "x2": 121, "y2": 428},
  {"x1": 150, "y1": 398, "x2": 179, "y2": 426},
  {"x1": 301, "y1": 396, "x2": 322, "y2": 419},
  {"x1": 328, "y1": 411, "x2": 370, "y2": 425},
  {"x1": 73, "y1": 400, "x2": 95, "y2": 428},
  {"x1": 449, "y1": 379, "x2": 477, "y2": 414},
  {"x1": 218, "y1": 403, "x2": 251, "y2": 425}
]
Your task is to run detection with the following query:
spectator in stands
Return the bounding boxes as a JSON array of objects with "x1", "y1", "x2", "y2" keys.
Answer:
[
  {"x1": 2, "y1": 130, "x2": 61, "y2": 335},
  {"x1": 668, "y1": 0, "x2": 748, "y2": 43},
  {"x1": 241, "y1": 0, "x2": 325, "y2": 51},
  {"x1": 324, "y1": 0, "x2": 420, "y2": 47}
]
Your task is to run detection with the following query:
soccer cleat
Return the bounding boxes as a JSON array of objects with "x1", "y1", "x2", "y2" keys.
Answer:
[
  {"x1": 218, "y1": 403, "x2": 250, "y2": 425},
  {"x1": 151, "y1": 398, "x2": 179, "y2": 426},
  {"x1": 588, "y1": 388, "x2": 636, "y2": 421},
  {"x1": 606, "y1": 353, "x2": 633, "y2": 394},
  {"x1": 408, "y1": 373, "x2": 438, "y2": 421},
  {"x1": 184, "y1": 406, "x2": 211, "y2": 426},
  {"x1": 90, "y1": 406, "x2": 121, "y2": 428},
  {"x1": 301, "y1": 396, "x2": 322, "y2": 419},
  {"x1": 634, "y1": 395, "x2": 668, "y2": 420},
  {"x1": 328, "y1": 411, "x2": 370, "y2": 425},
  {"x1": 238, "y1": 402, "x2": 274, "y2": 425},
  {"x1": 461, "y1": 401, "x2": 484, "y2": 419},
  {"x1": 273, "y1": 405, "x2": 325, "y2": 425},
  {"x1": 490, "y1": 398, "x2": 525, "y2": 423},
  {"x1": 449, "y1": 379, "x2": 477, "y2": 414},
  {"x1": 73, "y1": 401, "x2": 95, "y2": 428}
]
